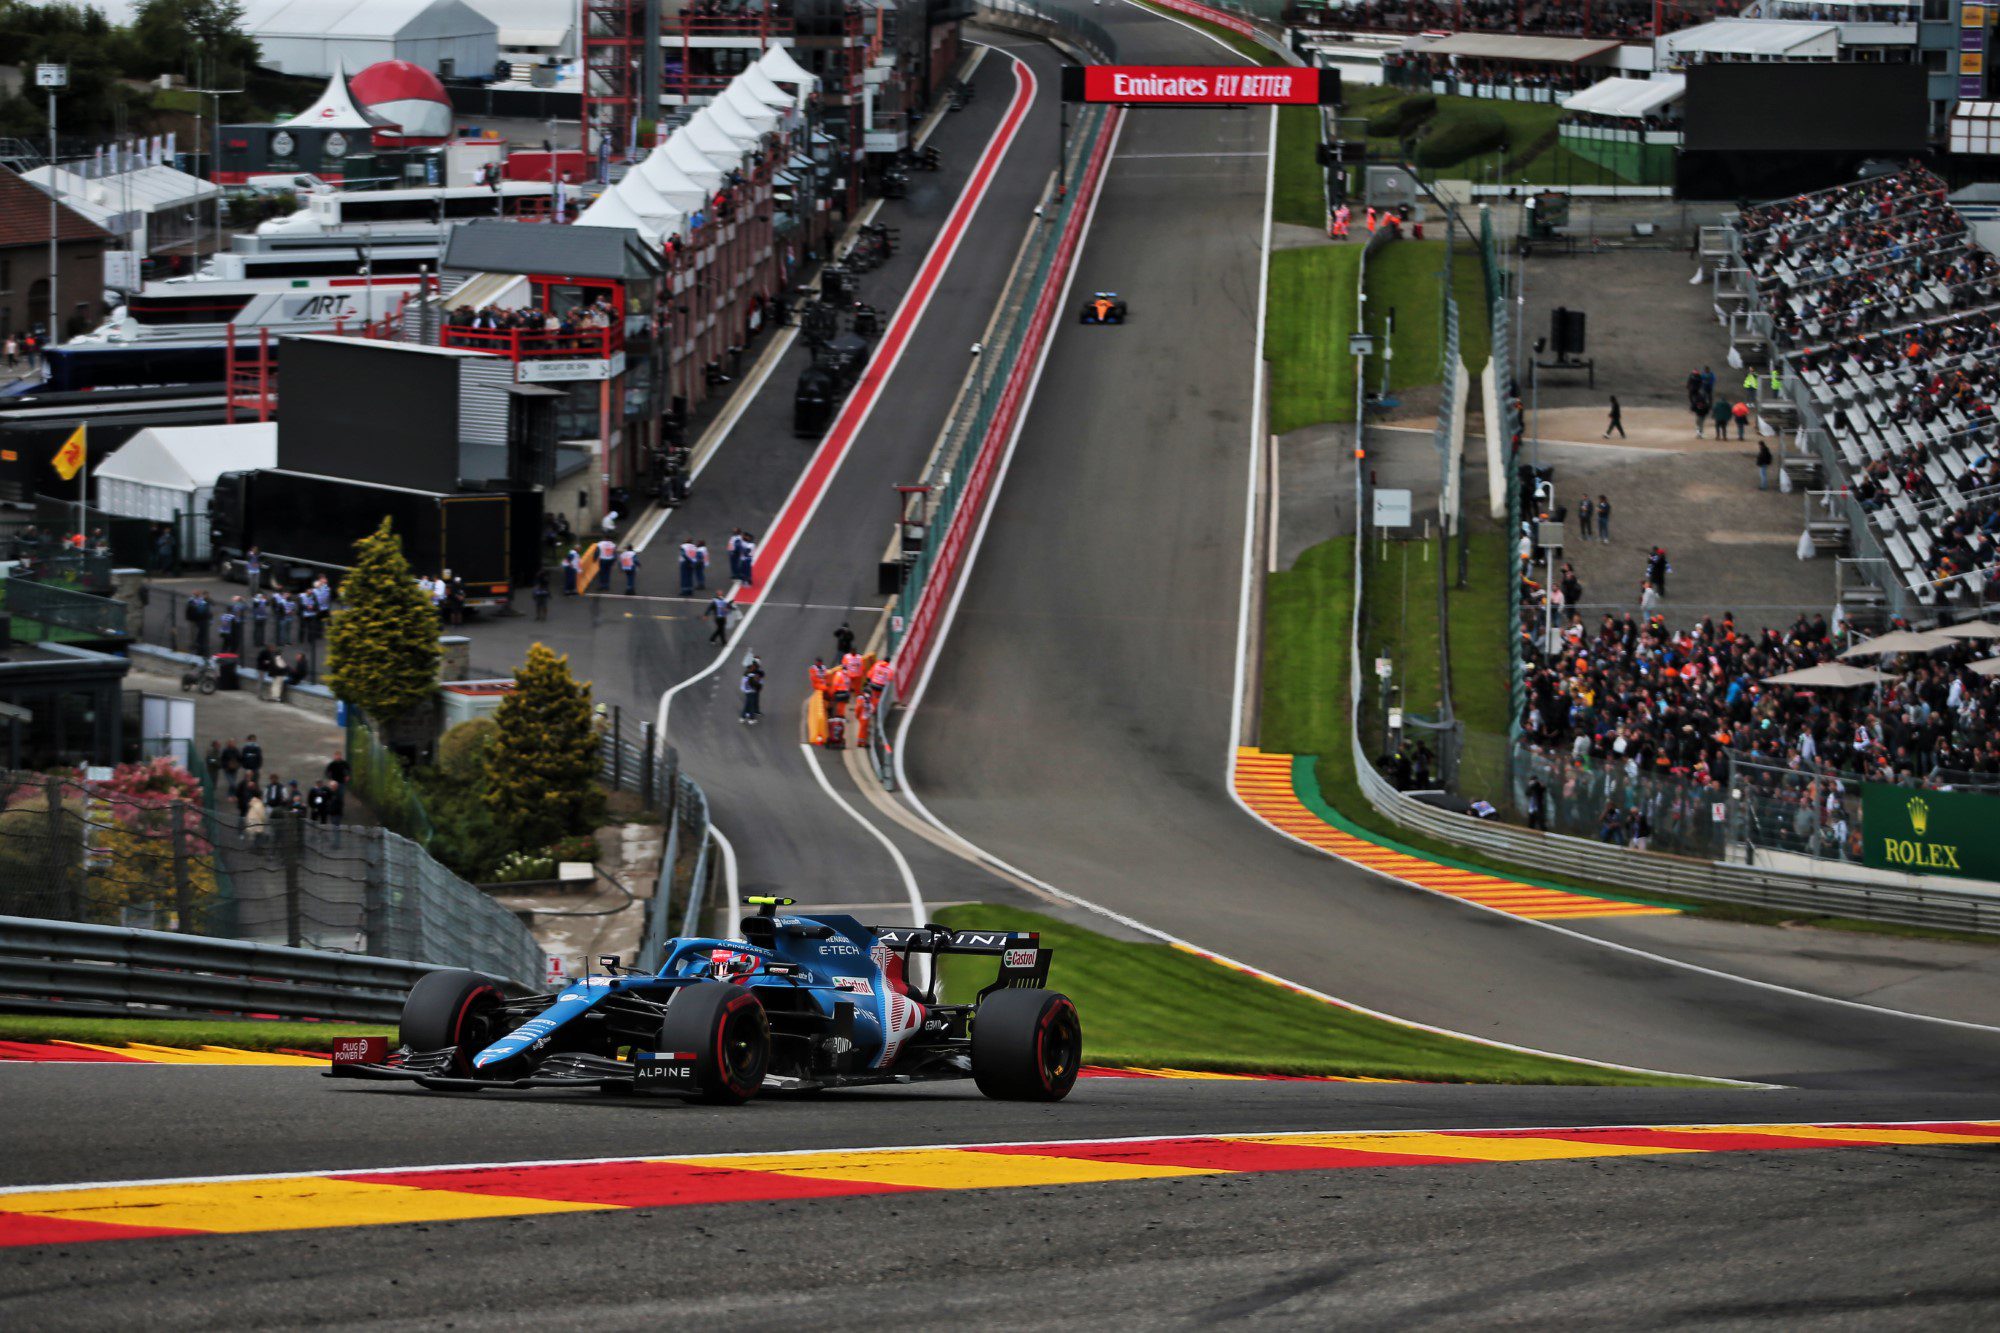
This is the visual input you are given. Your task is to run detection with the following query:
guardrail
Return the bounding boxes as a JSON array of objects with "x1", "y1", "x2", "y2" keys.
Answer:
[
  {"x1": 976, "y1": 0, "x2": 1119, "y2": 61},
  {"x1": 0, "y1": 913, "x2": 512, "y2": 1021}
]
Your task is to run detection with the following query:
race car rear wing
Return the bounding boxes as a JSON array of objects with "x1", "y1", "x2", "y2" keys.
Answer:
[{"x1": 873, "y1": 926, "x2": 1052, "y2": 1000}]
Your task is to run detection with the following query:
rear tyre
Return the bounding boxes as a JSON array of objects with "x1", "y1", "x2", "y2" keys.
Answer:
[
  {"x1": 656, "y1": 982, "x2": 770, "y2": 1104},
  {"x1": 400, "y1": 969, "x2": 507, "y2": 1076},
  {"x1": 971, "y1": 989, "x2": 1081, "y2": 1101}
]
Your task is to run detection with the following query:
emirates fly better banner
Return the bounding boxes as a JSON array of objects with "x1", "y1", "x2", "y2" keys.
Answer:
[{"x1": 1063, "y1": 65, "x2": 1340, "y2": 106}]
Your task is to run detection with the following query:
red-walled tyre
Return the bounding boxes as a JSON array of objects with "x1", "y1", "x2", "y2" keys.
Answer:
[
  {"x1": 656, "y1": 983, "x2": 771, "y2": 1104},
  {"x1": 399, "y1": 969, "x2": 507, "y2": 1076},
  {"x1": 972, "y1": 989, "x2": 1081, "y2": 1102}
]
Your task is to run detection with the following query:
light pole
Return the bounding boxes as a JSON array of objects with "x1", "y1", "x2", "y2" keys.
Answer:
[{"x1": 36, "y1": 62, "x2": 67, "y2": 350}]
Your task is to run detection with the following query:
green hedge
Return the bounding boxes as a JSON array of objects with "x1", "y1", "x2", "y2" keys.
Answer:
[
  {"x1": 1415, "y1": 110, "x2": 1505, "y2": 168},
  {"x1": 1364, "y1": 93, "x2": 1434, "y2": 139}
]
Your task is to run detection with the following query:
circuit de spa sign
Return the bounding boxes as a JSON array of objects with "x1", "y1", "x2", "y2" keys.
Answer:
[{"x1": 1061, "y1": 65, "x2": 1341, "y2": 106}]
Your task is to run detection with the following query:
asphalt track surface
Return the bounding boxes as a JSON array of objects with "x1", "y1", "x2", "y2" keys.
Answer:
[{"x1": 8, "y1": 6, "x2": 2000, "y2": 1323}]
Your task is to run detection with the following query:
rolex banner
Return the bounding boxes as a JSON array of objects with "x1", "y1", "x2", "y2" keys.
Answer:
[{"x1": 1861, "y1": 783, "x2": 2000, "y2": 882}]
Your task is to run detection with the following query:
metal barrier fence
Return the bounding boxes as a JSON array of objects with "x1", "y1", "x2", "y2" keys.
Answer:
[
  {"x1": 136, "y1": 583, "x2": 328, "y2": 682},
  {"x1": 1, "y1": 575, "x2": 129, "y2": 641},
  {"x1": 594, "y1": 725, "x2": 717, "y2": 969},
  {"x1": 0, "y1": 914, "x2": 488, "y2": 1022},
  {"x1": 977, "y1": 0, "x2": 1119, "y2": 60},
  {"x1": 346, "y1": 714, "x2": 436, "y2": 848},
  {"x1": 0, "y1": 768, "x2": 544, "y2": 987}
]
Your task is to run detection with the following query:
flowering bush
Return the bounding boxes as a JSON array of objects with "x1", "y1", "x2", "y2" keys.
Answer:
[{"x1": 489, "y1": 850, "x2": 557, "y2": 883}]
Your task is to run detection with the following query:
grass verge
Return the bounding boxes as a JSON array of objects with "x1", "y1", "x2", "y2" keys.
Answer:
[
  {"x1": 0, "y1": 1015, "x2": 394, "y2": 1052},
  {"x1": 935, "y1": 904, "x2": 1709, "y2": 1084},
  {"x1": 1267, "y1": 244, "x2": 1362, "y2": 435},
  {"x1": 1274, "y1": 104, "x2": 1324, "y2": 229},
  {"x1": 1362, "y1": 238, "x2": 1493, "y2": 391}
]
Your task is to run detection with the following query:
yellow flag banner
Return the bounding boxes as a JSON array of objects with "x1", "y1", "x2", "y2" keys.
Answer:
[{"x1": 52, "y1": 425, "x2": 86, "y2": 482}]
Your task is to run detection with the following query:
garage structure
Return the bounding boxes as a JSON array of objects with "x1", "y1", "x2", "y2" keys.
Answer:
[{"x1": 242, "y1": 0, "x2": 500, "y2": 80}]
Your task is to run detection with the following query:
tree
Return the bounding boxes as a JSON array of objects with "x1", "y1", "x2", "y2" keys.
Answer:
[
  {"x1": 122, "y1": 0, "x2": 260, "y2": 86},
  {"x1": 483, "y1": 643, "x2": 601, "y2": 851},
  {"x1": 324, "y1": 518, "x2": 440, "y2": 725}
]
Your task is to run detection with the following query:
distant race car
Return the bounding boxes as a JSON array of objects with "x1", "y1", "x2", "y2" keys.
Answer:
[
  {"x1": 1079, "y1": 291, "x2": 1128, "y2": 325},
  {"x1": 326, "y1": 897, "x2": 1082, "y2": 1104}
]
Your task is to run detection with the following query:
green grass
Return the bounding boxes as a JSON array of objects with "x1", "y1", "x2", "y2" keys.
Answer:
[
  {"x1": 1266, "y1": 244, "x2": 1361, "y2": 436},
  {"x1": 934, "y1": 904, "x2": 1707, "y2": 1083},
  {"x1": 1337, "y1": 87, "x2": 1563, "y2": 177},
  {"x1": 1362, "y1": 239, "x2": 1493, "y2": 389},
  {"x1": 1515, "y1": 143, "x2": 1636, "y2": 187},
  {"x1": 0, "y1": 1015, "x2": 394, "y2": 1052},
  {"x1": 1274, "y1": 104, "x2": 1325, "y2": 229},
  {"x1": 1261, "y1": 535, "x2": 1353, "y2": 757}
]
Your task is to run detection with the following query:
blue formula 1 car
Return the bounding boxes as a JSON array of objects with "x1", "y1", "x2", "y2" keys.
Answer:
[{"x1": 326, "y1": 897, "x2": 1081, "y2": 1104}]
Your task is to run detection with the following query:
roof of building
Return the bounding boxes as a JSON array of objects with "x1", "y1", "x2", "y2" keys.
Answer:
[
  {"x1": 444, "y1": 219, "x2": 663, "y2": 280},
  {"x1": 1560, "y1": 74, "x2": 1686, "y2": 119},
  {"x1": 1413, "y1": 32, "x2": 1622, "y2": 63},
  {"x1": 243, "y1": 0, "x2": 496, "y2": 40},
  {"x1": 1661, "y1": 18, "x2": 1839, "y2": 57},
  {"x1": 20, "y1": 162, "x2": 219, "y2": 231},
  {"x1": 0, "y1": 166, "x2": 112, "y2": 250},
  {"x1": 96, "y1": 423, "x2": 279, "y2": 494}
]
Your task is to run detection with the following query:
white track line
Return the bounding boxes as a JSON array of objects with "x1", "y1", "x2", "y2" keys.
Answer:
[
  {"x1": 7, "y1": 1117, "x2": 1981, "y2": 1196},
  {"x1": 883, "y1": 97, "x2": 1766, "y2": 1085},
  {"x1": 800, "y1": 742, "x2": 927, "y2": 930}
]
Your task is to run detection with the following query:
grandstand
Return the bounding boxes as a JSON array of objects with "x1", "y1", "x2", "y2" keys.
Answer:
[
  {"x1": 1287, "y1": 0, "x2": 1731, "y2": 41},
  {"x1": 1721, "y1": 167, "x2": 2000, "y2": 613}
]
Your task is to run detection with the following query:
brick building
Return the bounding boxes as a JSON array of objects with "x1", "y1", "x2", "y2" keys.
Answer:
[{"x1": 0, "y1": 167, "x2": 111, "y2": 344}]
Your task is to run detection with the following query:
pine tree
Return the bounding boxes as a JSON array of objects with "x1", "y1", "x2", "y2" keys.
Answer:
[
  {"x1": 483, "y1": 642, "x2": 600, "y2": 850},
  {"x1": 323, "y1": 518, "x2": 440, "y2": 724}
]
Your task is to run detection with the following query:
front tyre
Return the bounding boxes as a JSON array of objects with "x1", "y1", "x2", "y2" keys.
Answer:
[
  {"x1": 972, "y1": 989, "x2": 1081, "y2": 1101},
  {"x1": 399, "y1": 969, "x2": 507, "y2": 1076},
  {"x1": 656, "y1": 982, "x2": 770, "y2": 1104}
]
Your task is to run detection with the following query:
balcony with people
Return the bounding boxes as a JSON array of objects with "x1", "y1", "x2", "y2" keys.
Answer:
[{"x1": 441, "y1": 294, "x2": 626, "y2": 360}]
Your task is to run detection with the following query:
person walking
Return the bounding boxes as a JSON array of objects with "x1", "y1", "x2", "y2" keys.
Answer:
[
  {"x1": 1709, "y1": 396, "x2": 1731, "y2": 442},
  {"x1": 1647, "y1": 546, "x2": 1671, "y2": 595},
  {"x1": 244, "y1": 546, "x2": 262, "y2": 594},
  {"x1": 834, "y1": 622, "x2": 855, "y2": 657},
  {"x1": 244, "y1": 791, "x2": 268, "y2": 848},
  {"x1": 562, "y1": 546, "x2": 581, "y2": 596},
  {"x1": 240, "y1": 734, "x2": 264, "y2": 785},
  {"x1": 250, "y1": 593, "x2": 269, "y2": 648},
  {"x1": 1639, "y1": 579, "x2": 1660, "y2": 613},
  {"x1": 533, "y1": 569, "x2": 551, "y2": 620},
  {"x1": 1578, "y1": 494, "x2": 1595, "y2": 540},
  {"x1": 736, "y1": 533, "x2": 755, "y2": 588},
  {"x1": 705, "y1": 592, "x2": 735, "y2": 643},
  {"x1": 218, "y1": 598, "x2": 241, "y2": 655},
  {"x1": 618, "y1": 545, "x2": 639, "y2": 595},
  {"x1": 3, "y1": 335, "x2": 16, "y2": 369},
  {"x1": 1596, "y1": 494, "x2": 1612, "y2": 543},
  {"x1": 1732, "y1": 399, "x2": 1750, "y2": 440},
  {"x1": 1755, "y1": 437, "x2": 1773, "y2": 489},
  {"x1": 678, "y1": 538, "x2": 699, "y2": 597},
  {"x1": 1603, "y1": 395, "x2": 1625, "y2": 439},
  {"x1": 1691, "y1": 387, "x2": 1711, "y2": 438},
  {"x1": 1700, "y1": 365, "x2": 1716, "y2": 401},
  {"x1": 298, "y1": 590, "x2": 318, "y2": 643},
  {"x1": 740, "y1": 655, "x2": 764, "y2": 723}
]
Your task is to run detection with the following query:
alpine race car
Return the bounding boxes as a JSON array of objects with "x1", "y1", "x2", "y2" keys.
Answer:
[
  {"x1": 325, "y1": 897, "x2": 1082, "y2": 1103},
  {"x1": 1079, "y1": 291, "x2": 1127, "y2": 325}
]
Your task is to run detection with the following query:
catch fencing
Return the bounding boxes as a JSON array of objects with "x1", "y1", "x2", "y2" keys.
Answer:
[
  {"x1": 0, "y1": 768, "x2": 544, "y2": 990},
  {"x1": 594, "y1": 722, "x2": 718, "y2": 968}
]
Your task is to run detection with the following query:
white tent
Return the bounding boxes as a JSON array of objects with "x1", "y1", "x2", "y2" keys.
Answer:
[
  {"x1": 684, "y1": 109, "x2": 753, "y2": 159},
  {"x1": 245, "y1": 0, "x2": 499, "y2": 79},
  {"x1": 611, "y1": 171, "x2": 687, "y2": 236},
  {"x1": 283, "y1": 59, "x2": 396, "y2": 130},
  {"x1": 575, "y1": 188, "x2": 661, "y2": 244},
  {"x1": 21, "y1": 162, "x2": 218, "y2": 246},
  {"x1": 721, "y1": 82, "x2": 781, "y2": 131},
  {"x1": 1560, "y1": 75, "x2": 1685, "y2": 120},
  {"x1": 461, "y1": 0, "x2": 575, "y2": 59},
  {"x1": 757, "y1": 43, "x2": 818, "y2": 99},
  {"x1": 636, "y1": 149, "x2": 710, "y2": 210},
  {"x1": 1660, "y1": 19, "x2": 1838, "y2": 64},
  {"x1": 660, "y1": 132, "x2": 726, "y2": 189},
  {"x1": 737, "y1": 64, "x2": 800, "y2": 112},
  {"x1": 95, "y1": 424, "x2": 278, "y2": 560}
]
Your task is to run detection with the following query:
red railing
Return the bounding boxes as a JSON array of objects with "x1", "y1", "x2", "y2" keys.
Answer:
[{"x1": 440, "y1": 325, "x2": 624, "y2": 359}]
